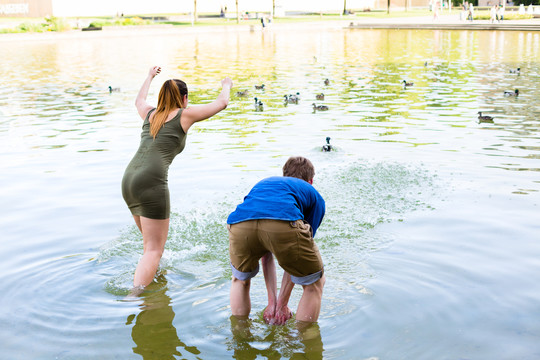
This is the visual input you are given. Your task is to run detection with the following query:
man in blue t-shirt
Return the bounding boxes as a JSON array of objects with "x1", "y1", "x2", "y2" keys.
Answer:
[{"x1": 227, "y1": 156, "x2": 326, "y2": 325}]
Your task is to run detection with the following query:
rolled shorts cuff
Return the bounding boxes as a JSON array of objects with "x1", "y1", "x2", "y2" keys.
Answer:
[
  {"x1": 230, "y1": 262, "x2": 260, "y2": 281},
  {"x1": 291, "y1": 270, "x2": 323, "y2": 285}
]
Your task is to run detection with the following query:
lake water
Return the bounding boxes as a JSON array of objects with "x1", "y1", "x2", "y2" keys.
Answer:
[{"x1": 0, "y1": 23, "x2": 539, "y2": 359}]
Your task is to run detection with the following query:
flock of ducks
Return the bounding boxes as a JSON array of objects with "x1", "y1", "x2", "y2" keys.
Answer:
[
  {"x1": 476, "y1": 67, "x2": 521, "y2": 123},
  {"x1": 236, "y1": 79, "x2": 334, "y2": 151},
  {"x1": 108, "y1": 66, "x2": 523, "y2": 151},
  {"x1": 235, "y1": 78, "x2": 333, "y2": 115},
  {"x1": 403, "y1": 65, "x2": 521, "y2": 124}
]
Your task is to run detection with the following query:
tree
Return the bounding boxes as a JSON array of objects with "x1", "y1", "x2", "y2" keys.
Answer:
[
  {"x1": 193, "y1": 0, "x2": 198, "y2": 22},
  {"x1": 343, "y1": 0, "x2": 347, "y2": 15},
  {"x1": 387, "y1": 0, "x2": 391, "y2": 14},
  {"x1": 236, "y1": 0, "x2": 239, "y2": 24}
]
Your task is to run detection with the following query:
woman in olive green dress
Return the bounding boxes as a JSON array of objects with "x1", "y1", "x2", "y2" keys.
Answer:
[{"x1": 122, "y1": 66, "x2": 233, "y2": 289}]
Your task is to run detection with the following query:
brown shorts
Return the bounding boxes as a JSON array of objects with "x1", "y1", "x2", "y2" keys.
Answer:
[{"x1": 228, "y1": 219, "x2": 324, "y2": 285}]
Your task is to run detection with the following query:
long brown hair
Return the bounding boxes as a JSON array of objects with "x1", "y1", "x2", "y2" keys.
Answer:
[{"x1": 150, "y1": 79, "x2": 188, "y2": 138}]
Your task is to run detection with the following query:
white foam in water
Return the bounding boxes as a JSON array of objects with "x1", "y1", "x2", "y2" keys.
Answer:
[
  {"x1": 98, "y1": 159, "x2": 441, "y2": 297},
  {"x1": 313, "y1": 159, "x2": 443, "y2": 297}
]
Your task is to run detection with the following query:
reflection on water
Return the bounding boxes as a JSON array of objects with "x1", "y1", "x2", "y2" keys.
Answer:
[
  {"x1": 127, "y1": 276, "x2": 200, "y2": 359},
  {"x1": 228, "y1": 317, "x2": 323, "y2": 360},
  {"x1": 0, "y1": 25, "x2": 539, "y2": 359}
]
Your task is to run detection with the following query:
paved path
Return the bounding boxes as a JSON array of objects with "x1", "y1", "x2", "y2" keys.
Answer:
[{"x1": 349, "y1": 14, "x2": 540, "y2": 31}]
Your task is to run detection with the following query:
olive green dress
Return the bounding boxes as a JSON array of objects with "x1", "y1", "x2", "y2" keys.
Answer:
[{"x1": 122, "y1": 109, "x2": 186, "y2": 219}]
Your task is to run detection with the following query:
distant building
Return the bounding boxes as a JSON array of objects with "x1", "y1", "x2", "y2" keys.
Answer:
[
  {"x1": 1, "y1": 0, "x2": 430, "y2": 18},
  {"x1": 0, "y1": 0, "x2": 51, "y2": 17},
  {"x1": 477, "y1": 0, "x2": 510, "y2": 6}
]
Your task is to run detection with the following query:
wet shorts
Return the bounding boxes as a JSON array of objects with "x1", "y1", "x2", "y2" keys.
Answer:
[{"x1": 228, "y1": 219, "x2": 324, "y2": 285}]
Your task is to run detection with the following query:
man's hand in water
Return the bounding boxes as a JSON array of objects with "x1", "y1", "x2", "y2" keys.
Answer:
[
  {"x1": 273, "y1": 304, "x2": 293, "y2": 325},
  {"x1": 263, "y1": 304, "x2": 276, "y2": 324}
]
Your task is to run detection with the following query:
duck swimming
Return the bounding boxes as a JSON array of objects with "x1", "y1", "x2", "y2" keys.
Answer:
[
  {"x1": 284, "y1": 92, "x2": 300, "y2": 104},
  {"x1": 108, "y1": 86, "x2": 120, "y2": 93},
  {"x1": 316, "y1": 93, "x2": 325, "y2": 100},
  {"x1": 504, "y1": 89, "x2": 519, "y2": 97},
  {"x1": 254, "y1": 97, "x2": 264, "y2": 111},
  {"x1": 402, "y1": 80, "x2": 413, "y2": 87},
  {"x1": 477, "y1": 112, "x2": 494, "y2": 123},
  {"x1": 255, "y1": 84, "x2": 265, "y2": 90},
  {"x1": 236, "y1": 90, "x2": 249, "y2": 97},
  {"x1": 312, "y1": 103, "x2": 329, "y2": 111},
  {"x1": 322, "y1": 136, "x2": 332, "y2": 152},
  {"x1": 324, "y1": 78, "x2": 330, "y2": 86},
  {"x1": 509, "y1": 67, "x2": 520, "y2": 74}
]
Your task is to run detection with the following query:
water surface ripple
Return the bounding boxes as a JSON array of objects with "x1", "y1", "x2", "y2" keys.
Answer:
[{"x1": 0, "y1": 27, "x2": 539, "y2": 359}]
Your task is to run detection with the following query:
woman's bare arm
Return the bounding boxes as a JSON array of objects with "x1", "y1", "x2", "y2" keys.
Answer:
[
  {"x1": 135, "y1": 66, "x2": 161, "y2": 120},
  {"x1": 180, "y1": 77, "x2": 233, "y2": 133}
]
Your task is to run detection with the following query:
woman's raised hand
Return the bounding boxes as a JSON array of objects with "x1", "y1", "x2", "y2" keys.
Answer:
[
  {"x1": 149, "y1": 66, "x2": 161, "y2": 78},
  {"x1": 221, "y1": 77, "x2": 233, "y2": 89}
]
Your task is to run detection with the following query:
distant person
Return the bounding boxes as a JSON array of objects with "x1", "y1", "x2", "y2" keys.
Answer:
[
  {"x1": 498, "y1": 4, "x2": 505, "y2": 21},
  {"x1": 433, "y1": 0, "x2": 440, "y2": 20},
  {"x1": 228, "y1": 156, "x2": 326, "y2": 324},
  {"x1": 122, "y1": 66, "x2": 233, "y2": 292},
  {"x1": 468, "y1": 3, "x2": 474, "y2": 21},
  {"x1": 490, "y1": 5, "x2": 497, "y2": 23},
  {"x1": 460, "y1": 2, "x2": 467, "y2": 21}
]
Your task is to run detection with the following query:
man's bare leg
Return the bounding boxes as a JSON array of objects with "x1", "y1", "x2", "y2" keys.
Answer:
[
  {"x1": 230, "y1": 276, "x2": 251, "y2": 317},
  {"x1": 261, "y1": 252, "x2": 277, "y2": 323},
  {"x1": 296, "y1": 275, "x2": 325, "y2": 323}
]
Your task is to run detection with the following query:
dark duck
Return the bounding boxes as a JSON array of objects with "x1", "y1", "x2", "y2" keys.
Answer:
[
  {"x1": 504, "y1": 89, "x2": 519, "y2": 97},
  {"x1": 322, "y1": 137, "x2": 333, "y2": 152},
  {"x1": 254, "y1": 97, "x2": 264, "y2": 111}
]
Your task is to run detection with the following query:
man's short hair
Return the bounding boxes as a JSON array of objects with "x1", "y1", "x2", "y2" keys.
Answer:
[{"x1": 282, "y1": 156, "x2": 315, "y2": 182}]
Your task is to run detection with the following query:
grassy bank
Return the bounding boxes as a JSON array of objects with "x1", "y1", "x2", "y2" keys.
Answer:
[
  {"x1": 0, "y1": 16, "x2": 70, "y2": 33},
  {"x1": 472, "y1": 11, "x2": 533, "y2": 20},
  {"x1": 0, "y1": 9, "x2": 536, "y2": 34},
  {"x1": 0, "y1": 10, "x2": 433, "y2": 33}
]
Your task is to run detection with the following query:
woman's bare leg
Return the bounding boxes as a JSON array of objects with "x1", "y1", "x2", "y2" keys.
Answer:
[
  {"x1": 132, "y1": 215, "x2": 142, "y2": 233},
  {"x1": 133, "y1": 216, "x2": 169, "y2": 287}
]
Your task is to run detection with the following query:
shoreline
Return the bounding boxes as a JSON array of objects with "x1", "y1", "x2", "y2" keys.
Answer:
[{"x1": 1, "y1": 14, "x2": 539, "y2": 42}]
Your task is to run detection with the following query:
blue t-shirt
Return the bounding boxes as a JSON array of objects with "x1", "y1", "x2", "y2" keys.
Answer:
[{"x1": 227, "y1": 176, "x2": 325, "y2": 236}]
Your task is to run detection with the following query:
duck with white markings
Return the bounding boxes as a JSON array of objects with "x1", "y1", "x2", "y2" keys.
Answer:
[
  {"x1": 504, "y1": 89, "x2": 519, "y2": 97},
  {"x1": 254, "y1": 97, "x2": 264, "y2": 111},
  {"x1": 109, "y1": 86, "x2": 121, "y2": 93},
  {"x1": 402, "y1": 80, "x2": 413, "y2": 87},
  {"x1": 284, "y1": 92, "x2": 300, "y2": 104},
  {"x1": 322, "y1": 137, "x2": 332, "y2": 152},
  {"x1": 316, "y1": 93, "x2": 325, "y2": 100},
  {"x1": 509, "y1": 68, "x2": 520, "y2": 74}
]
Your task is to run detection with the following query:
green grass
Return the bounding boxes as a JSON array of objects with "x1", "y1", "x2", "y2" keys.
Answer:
[
  {"x1": 0, "y1": 9, "x2": 535, "y2": 34},
  {"x1": 88, "y1": 16, "x2": 153, "y2": 27},
  {"x1": 472, "y1": 11, "x2": 533, "y2": 20},
  {"x1": 0, "y1": 16, "x2": 70, "y2": 33}
]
